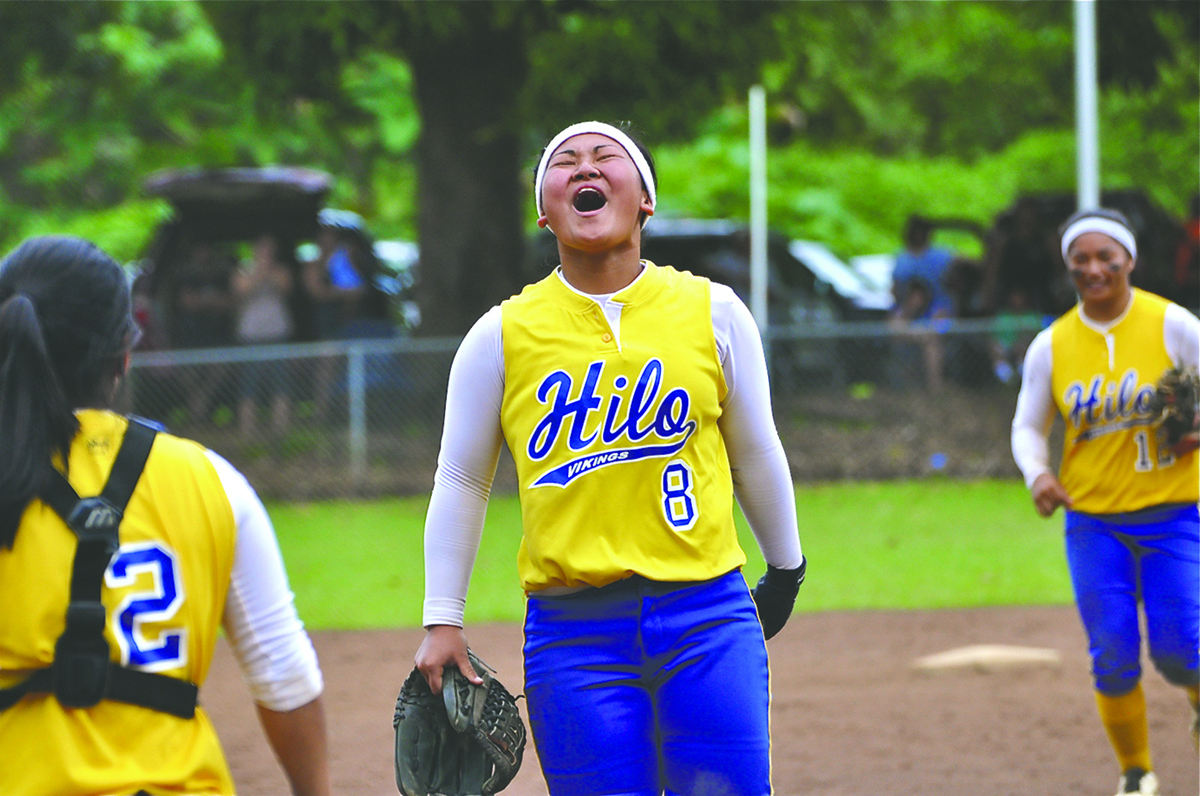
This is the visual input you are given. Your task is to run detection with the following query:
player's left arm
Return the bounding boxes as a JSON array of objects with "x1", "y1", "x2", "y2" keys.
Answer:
[
  {"x1": 211, "y1": 451, "x2": 324, "y2": 709},
  {"x1": 209, "y1": 451, "x2": 329, "y2": 795},
  {"x1": 1164, "y1": 303, "x2": 1200, "y2": 371},
  {"x1": 712, "y1": 286, "x2": 802, "y2": 570},
  {"x1": 256, "y1": 697, "x2": 331, "y2": 796},
  {"x1": 712, "y1": 287, "x2": 804, "y2": 639},
  {"x1": 1163, "y1": 304, "x2": 1200, "y2": 452}
]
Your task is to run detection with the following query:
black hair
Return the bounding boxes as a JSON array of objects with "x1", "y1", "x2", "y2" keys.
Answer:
[
  {"x1": 613, "y1": 121, "x2": 657, "y2": 199},
  {"x1": 0, "y1": 236, "x2": 138, "y2": 548},
  {"x1": 903, "y1": 215, "x2": 933, "y2": 249},
  {"x1": 621, "y1": 123, "x2": 657, "y2": 229},
  {"x1": 1057, "y1": 207, "x2": 1134, "y2": 241},
  {"x1": 535, "y1": 121, "x2": 658, "y2": 227}
]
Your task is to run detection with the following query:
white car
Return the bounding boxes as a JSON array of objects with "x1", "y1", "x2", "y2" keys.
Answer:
[
  {"x1": 788, "y1": 240, "x2": 893, "y2": 313},
  {"x1": 847, "y1": 252, "x2": 896, "y2": 304}
]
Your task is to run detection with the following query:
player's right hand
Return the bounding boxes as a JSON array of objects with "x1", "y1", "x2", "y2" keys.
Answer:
[
  {"x1": 414, "y1": 625, "x2": 481, "y2": 694},
  {"x1": 1030, "y1": 473, "x2": 1072, "y2": 518}
]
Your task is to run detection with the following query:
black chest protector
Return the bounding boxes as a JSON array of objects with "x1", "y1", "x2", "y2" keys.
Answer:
[{"x1": 0, "y1": 418, "x2": 198, "y2": 719}]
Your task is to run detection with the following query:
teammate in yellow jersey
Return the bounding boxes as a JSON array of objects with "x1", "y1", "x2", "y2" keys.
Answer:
[
  {"x1": 0, "y1": 236, "x2": 329, "y2": 796},
  {"x1": 412, "y1": 121, "x2": 805, "y2": 795},
  {"x1": 1012, "y1": 209, "x2": 1200, "y2": 796}
]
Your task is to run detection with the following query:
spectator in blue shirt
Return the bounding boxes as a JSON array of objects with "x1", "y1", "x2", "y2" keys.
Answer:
[
  {"x1": 889, "y1": 216, "x2": 956, "y2": 392},
  {"x1": 892, "y1": 215, "x2": 955, "y2": 320}
]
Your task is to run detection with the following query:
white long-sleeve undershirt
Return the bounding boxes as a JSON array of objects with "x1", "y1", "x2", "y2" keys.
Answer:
[
  {"x1": 207, "y1": 451, "x2": 324, "y2": 711},
  {"x1": 423, "y1": 273, "x2": 803, "y2": 628},
  {"x1": 1010, "y1": 298, "x2": 1200, "y2": 489}
]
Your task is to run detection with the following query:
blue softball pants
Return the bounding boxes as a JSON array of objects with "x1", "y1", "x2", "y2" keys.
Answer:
[
  {"x1": 523, "y1": 570, "x2": 772, "y2": 796},
  {"x1": 1064, "y1": 502, "x2": 1199, "y2": 695}
]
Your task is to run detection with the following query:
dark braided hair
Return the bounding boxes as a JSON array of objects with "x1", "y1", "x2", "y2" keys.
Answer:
[{"x1": 0, "y1": 236, "x2": 139, "y2": 548}]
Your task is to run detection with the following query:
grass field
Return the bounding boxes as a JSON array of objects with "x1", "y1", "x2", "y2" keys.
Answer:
[{"x1": 268, "y1": 479, "x2": 1074, "y2": 631}]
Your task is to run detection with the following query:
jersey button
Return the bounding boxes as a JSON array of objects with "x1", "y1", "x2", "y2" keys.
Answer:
[{"x1": 601, "y1": 333, "x2": 613, "y2": 343}]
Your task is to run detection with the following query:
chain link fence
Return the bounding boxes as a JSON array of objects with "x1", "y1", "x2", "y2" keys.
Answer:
[
  {"x1": 123, "y1": 338, "x2": 456, "y2": 500},
  {"x1": 122, "y1": 318, "x2": 1047, "y2": 501}
]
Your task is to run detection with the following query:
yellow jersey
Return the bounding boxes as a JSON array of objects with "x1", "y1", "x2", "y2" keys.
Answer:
[
  {"x1": 501, "y1": 263, "x2": 745, "y2": 591},
  {"x1": 1049, "y1": 289, "x2": 1198, "y2": 514},
  {"x1": 0, "y1": 409, "x2": 238, "y2": 796}
]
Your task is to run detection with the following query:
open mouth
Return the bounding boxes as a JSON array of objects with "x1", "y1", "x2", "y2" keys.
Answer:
[{"x1": 573, "y1": 188, "x2": 607, "y2": 213}]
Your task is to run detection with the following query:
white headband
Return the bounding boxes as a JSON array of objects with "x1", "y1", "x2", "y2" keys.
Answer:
[
  {"x1": 1061, "y1": 216, "x2": 1137, "y2": 263},
  {"x1": 534, "y1": 121, "x2": 657, "y2": 224}
]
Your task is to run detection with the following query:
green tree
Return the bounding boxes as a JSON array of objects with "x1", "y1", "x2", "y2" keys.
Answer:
[
  {"x1": 656, "y1": 0, "x2": 1196, "y2": 257},
  {"x1": 0, "y1": 1, "x2": 420, "y2": 258},
  {"x1": 202, "y1": 0, "x2": 783, "y2": 334},
  {"x1": 1, "y1": 0, "x2": 1193, "y2": 328}
]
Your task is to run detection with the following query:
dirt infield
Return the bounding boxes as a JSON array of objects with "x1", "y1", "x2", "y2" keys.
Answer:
[{"x1": 203, "y1": 605, "x2": 1198, "y2": 796}]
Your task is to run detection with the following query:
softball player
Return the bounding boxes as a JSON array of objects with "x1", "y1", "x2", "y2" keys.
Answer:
[
  {"x1": 414, "y1": 121, "x2": 805, "y2": 795},
  {"x1": 0, "y1": 237, "x2": 329, "y2": 796},
  {"x1": 1011, "y1": 209, "x2": 1200, "y2": 796}
]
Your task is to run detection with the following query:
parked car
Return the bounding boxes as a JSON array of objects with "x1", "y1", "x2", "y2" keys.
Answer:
[
  {"x1": 371, "y1": 238, "x2": 422, "y2": 331},
  {"x1": 531, "y1": 218, "x2": 888, "y2": 387},
  {"x1": 532, "y1": 218, "x2": 886, "y2": 325},
  {"x1": 787, "y1": 239, "x2": 893, "y2": 314},
  {"x1": 134, "y1": 166, "x2": 408, "y2": 349},
  {"x1": 848, "y1": 253, "x2": 896, "y2": 302}
]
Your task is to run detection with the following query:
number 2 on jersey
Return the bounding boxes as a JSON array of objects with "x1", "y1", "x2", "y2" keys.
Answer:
[{"x1": 106, "y1": 541, "x2": 187, "y2": 671}]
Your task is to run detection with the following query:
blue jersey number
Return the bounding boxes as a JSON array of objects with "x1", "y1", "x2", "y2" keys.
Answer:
[
  {"x1": 106, "y1": 542, "x2": 187, "y2": 672},
  {"x1": 662, "y1": 459, "x2": 698, "y2": 530}
]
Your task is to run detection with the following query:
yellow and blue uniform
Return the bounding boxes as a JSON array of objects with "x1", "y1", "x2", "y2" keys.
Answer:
[
  {"x1": 0, "y1": 409, "x2": 239, "y2": 795},
  {"x1": 1045, "y1": 290, "x2": 1198, "y2": 696},
  {"x1": 502, "y1": 264, "x2": 771, "y2": 796},
  {"x1": 502, "y1": 261, "x2": 742, "y2": 590},
  {"x1": 1050, "y1": 289, "x2": 1197, "y2": 514}
]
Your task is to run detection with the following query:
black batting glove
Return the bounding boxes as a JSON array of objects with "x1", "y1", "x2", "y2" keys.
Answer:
[{"x1": 751, "y1": 556, "x2": 806, "y2": 640}]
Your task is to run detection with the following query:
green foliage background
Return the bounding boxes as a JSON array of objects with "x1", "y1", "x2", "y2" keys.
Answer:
[
  {"x1": 270, "y1": 480, "x2": 1071, "y2": 631},
  {"x1": 0, "y1": 1, "x2": 1194, "y2": 264}
]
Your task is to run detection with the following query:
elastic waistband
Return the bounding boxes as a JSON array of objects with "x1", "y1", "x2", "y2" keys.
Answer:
[
  {"x1": 1069, "y1": 502, "x2": 1198, "y2": 526},
  {"x1": 529, "y1": 570, "x2": 740, "y2": 600}
]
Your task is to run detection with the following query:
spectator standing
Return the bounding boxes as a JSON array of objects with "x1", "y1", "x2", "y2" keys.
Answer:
[
  {"x1": 892, "y1": 215, "x2": 956, "y2": 320},
  {"x1": 302, "y1": 211, "x2": 394, "y2": 420},
  {"x1": 176, "y1": 242, "x2": 237, "y2": 423},
  {"x1": 888, "y1": 278, "x2": 946, "y2": 392},
  {"x1": 232, "y1": 234, "x2": 295, "y2": 436},
  {"x1": 303, "y1": 210, "x2": 392, "y2": 341},
  {"x1": 304, "y1": 211, "x2": 368, "y2": 341},
  {"x1": 888, "y1": 217, "x2": 956, "y2": 392},
  {"x1": 988, "y1": 286, "x2": 1043, "y2": 385}
]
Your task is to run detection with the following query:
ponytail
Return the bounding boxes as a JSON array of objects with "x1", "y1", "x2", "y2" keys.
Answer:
[
  {"x1": 0, "y1": 294, "x2": 75, "y2": 547},
  {"x1": 0, "y1": 236, "x2": 135, "y2": 548}
]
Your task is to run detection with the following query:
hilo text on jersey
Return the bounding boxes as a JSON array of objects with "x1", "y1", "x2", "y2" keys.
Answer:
[
  {"x1": 529, "y1": 358, "x2": 696, "y2": 488},
  {"x1": 1065, "y1": 369, "x2": 1156, "y2": 436}
]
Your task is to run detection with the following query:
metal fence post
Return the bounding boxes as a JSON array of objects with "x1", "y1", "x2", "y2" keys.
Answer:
[{"x1": 347, "y1": 343, "x2": 367, "y2": 487}]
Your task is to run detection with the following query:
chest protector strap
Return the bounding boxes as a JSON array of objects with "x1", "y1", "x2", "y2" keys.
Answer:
[{"x1": 0, "y1": 418, "x2": 198, "y2": 719}]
